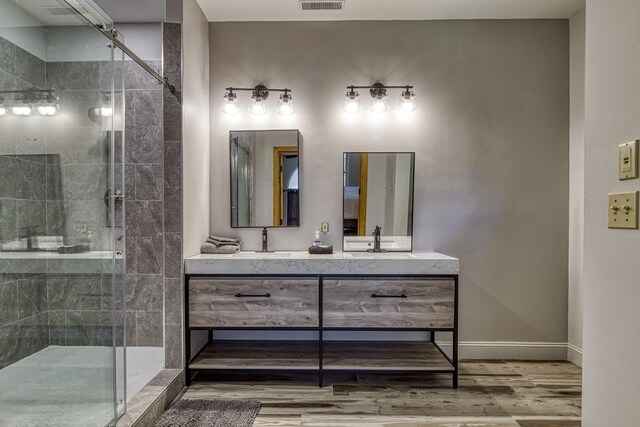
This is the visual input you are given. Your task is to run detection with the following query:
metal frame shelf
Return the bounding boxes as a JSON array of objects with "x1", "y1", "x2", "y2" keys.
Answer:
[{"x1": 184, "y1": 274, "x2": 459, "y2": 388}]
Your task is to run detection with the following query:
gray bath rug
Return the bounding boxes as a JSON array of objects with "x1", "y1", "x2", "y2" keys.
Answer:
[{"x1": 154, "y1": 398, "x2": 261, "y2": 427}]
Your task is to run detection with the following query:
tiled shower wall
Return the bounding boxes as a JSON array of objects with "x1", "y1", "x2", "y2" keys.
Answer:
[
  {"x1": 0, "y1": 31, "x2": 181, "y2": 369},
  {"x1": 124, "y1": 57, "x2": 165, "y2": 348},
  {"x1": 162, "y1": 23, "x2": 183, "y2": 369},
  {"x1": 0, "y1": 36, "x2": 51, "y2": 368}
]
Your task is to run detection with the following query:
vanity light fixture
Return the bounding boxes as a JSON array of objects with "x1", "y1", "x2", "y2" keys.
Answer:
[
  {"x1": 12, "y1": 100, "x2": 34, "y2": 117},
  {"x1": 0, "y1": 89, "x2": 61, "y2": 117},
  {"x1": 0, "y1": 96, "x2": 8, "y2": 117},
  {"x1": 223, "y1": 90, "x2": 240, "y2": 115},
  {"x1": 398, "y1": 87, "x2": 416, "y2": 113},
  {"x1": 88, "y1": 93, "x2": 114, "y2": 124},
  {"x1": 250, "y1": 86, "x2": 268, "y2": 116},
  {"x1": 277, "y1": 90, "x2": 295, "y2": 116},
  {"x1": 343, "y1": 87, "x2": 361, "y2": 113},
  {"x1": 223, "y1": 85, "x2": 295, "y2": 116},
  {"x1": 370, "y1": 83, "x2": 388, "y2": 114},
  {"x1": 88, "y1": 107, "x2": 113, "y2": 117},
  {"x1": 344, "y1": 83, "x2": 416, "y2": 114},
  {"x1": 36, "y1": 94, "x2": 60, "y2": 116}
]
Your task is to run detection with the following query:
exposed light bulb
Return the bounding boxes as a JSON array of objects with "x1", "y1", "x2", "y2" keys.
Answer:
[
  {"x1": 343, "y1": 89, "x2": 360, "y2": 113},
  {"x1": 36, "y1": 95, "x2": 60, "y2": 116},
  {"x1": 277, "y1": 92, "x2": 295, "y2": 116},
  {"x1": 223, "y1": 92, "x2": 239, "y2": 115},
  {"x1": 37, "y1": 105, "x2": 57, "y2": 116},
  {"x1": 89, "y1": 107, "x2": 113, "y2": 117},
  {"x1": 251, "y1": 98, "x2": 267, "y2": 116},
  {"x1": 371, "y1": 97, "x2": 387, "y2": 114},
  {"x1": 398, "y1": 89, "x2": 416, "y2": 113},
  {"x1": 98, "y1": 107, "x2": 113, "y2": 117},
  {"x1": 0, "y1": 97, "x2": 7, "y2": 117},
  {"x1": 12, "y1": 104, "x2": 34, "y2": 116}
]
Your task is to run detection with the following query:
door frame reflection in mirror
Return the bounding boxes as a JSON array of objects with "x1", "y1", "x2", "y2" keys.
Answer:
[
  {"x1": 342, "y1": 152, "x2": 415, "y2": 252},
  {"x1": 230, "y1": 129, "x2": 301, "y2": 228},
  {"x1": 273, "y1": 146, "x2": 299, "y2": 226}
]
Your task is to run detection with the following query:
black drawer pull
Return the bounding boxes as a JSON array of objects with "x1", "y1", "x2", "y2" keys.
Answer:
[
  {"x1": 371, "y1": 293, "x2": 407, "y2": 299},
  {"x1": 235, "y1": 293, "x2": 271, "y2": 298}
]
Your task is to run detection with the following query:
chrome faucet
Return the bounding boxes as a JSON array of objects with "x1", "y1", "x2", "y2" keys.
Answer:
[{"x1": 369, "y1": 225, "x2": 384, "y2": 253}]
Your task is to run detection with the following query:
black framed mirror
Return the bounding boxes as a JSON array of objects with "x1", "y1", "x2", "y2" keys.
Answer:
[
  {"x1": 343, "y1": 152, "x2": 415, "y2": 251},
  {"x1": 230, "y1": 130, "x2": 300, "y2": 228}
]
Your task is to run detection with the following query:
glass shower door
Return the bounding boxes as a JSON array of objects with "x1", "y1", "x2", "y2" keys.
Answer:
[{"x1": 0, "y1": 0, "x2": 125, "y2": 425}]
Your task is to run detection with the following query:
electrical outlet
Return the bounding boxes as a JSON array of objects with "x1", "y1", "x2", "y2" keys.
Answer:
[
  {"x1": 608, "y1": 192, "x2": 639, "y2": 229},
  {"x1": 619, "y1": 140, "x2": 638, "y2": 180},
  {"x1": 321, "y1": 221, "x2": 329, "y2": 234}
]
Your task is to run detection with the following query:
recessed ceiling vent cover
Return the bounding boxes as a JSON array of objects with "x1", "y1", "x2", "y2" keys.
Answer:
[{"x1": 299, "y1": 0, "x2": 345, "y2": 11}]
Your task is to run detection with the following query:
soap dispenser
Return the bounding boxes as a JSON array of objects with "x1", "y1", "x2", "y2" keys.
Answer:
[{"x1": 313, "y1": 231, "x2": 322, "y2": 247}]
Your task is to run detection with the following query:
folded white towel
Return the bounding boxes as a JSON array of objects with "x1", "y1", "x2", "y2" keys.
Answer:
[
  {"x1": 201, "y1": 242, "x2": 240, "y2": 254},
  {"x1": 207, "y1": 235, "x2": 241, "y2": 246}
]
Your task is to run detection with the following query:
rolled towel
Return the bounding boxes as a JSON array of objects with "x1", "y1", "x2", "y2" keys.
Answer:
[
  {"x1": 207, "y1": 235, "x2": 241, "y2": 246},
  {"x1": 201, "y1": 242, "x2": 240, "y2": 254}
]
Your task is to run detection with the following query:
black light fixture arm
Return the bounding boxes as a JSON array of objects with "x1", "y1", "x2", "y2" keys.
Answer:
[
  {"x1": 347, "y1": 84, "x2": 414, "y2": 90},
  {"x1": 225, "y1": 87, "x2": 292, "y2": 93}
]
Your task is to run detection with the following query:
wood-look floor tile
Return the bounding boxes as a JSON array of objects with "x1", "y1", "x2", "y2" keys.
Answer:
[
  {"x1": 254, "y1": 414, "x2": 303, "y2": 426},
  {"x1": 300, "y1": 415, "x2": 521, "y2": 426},
  {"x1": 459, "y1": 361, "x2": 518, "y2": 376},
  {"x1": 504, "y1": 362, "x2": 582, "y2": 386},
  {"x1": 182, "y1": 384, "x2": 333, "y2": 401},
  {"x1": 515, "y1": 418, "x2": 581, "y2": 427},
  {"x1": 258, "y1": 399, "x2": 381, "y2": 416},
  {"x1": 493, "y1": 396, "x2": 581, "y2": 417},
  {"x1": 181, "y1": 361, "x2": 582, "y2": 424}
]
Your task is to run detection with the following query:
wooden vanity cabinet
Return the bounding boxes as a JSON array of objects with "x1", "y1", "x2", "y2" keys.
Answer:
[
  {"x1": 185, "y1": 274, "x2": 458, "y2": 388},
  {"x1": 189, "y1": 277, "x2": 319, "y2": 328}
]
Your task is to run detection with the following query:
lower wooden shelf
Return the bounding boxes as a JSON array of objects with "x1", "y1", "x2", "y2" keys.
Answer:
[
  {"x1": 190, "y1": 340, "x2": 320, "y2": 370},
  {"x1": 189, "y1": 340, "x2": 453, "y2": 372},
  {"x1": 323, "y1": 341, "x2": 454, "y2": 372}
]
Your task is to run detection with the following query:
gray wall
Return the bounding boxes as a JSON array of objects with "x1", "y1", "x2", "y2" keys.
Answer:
[
  {"x1": 209, "y1": 20, "x2": 570, "y2": 349},
  {"x1": 182, "y1": 0, "x2": 209, "y2": 356},
  {"x1": 583, "y1": 0, "x2": 640, "y2": 425},
  {"x1": 568, "y1": 9, "x2": 585, "y2": 367}
]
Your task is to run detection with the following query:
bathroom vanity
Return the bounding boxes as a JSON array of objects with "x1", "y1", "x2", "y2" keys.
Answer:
[{"x1": 184, "y1": 251, "x2": 459, "y2": 387}]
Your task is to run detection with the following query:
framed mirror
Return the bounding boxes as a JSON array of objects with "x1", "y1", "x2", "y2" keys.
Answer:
[
  {"x1": 343, "y1": 152, "x2": 415, "y2": 251},
  {"x1": 230, "y1": 130, "x2": 300, "y2": 228}
]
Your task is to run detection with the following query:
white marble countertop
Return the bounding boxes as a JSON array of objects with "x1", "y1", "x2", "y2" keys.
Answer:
[{"x1": 185, "y1": 251, "x2": 459, "y2": 276}]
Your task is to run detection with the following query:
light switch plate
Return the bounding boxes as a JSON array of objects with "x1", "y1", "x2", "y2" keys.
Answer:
[
  {"x1": 619, "y1": 140, "x2": 638, "y2": 180},
  {"x1": 608, "y1": 191, "x2": 639, "y2": 229}
]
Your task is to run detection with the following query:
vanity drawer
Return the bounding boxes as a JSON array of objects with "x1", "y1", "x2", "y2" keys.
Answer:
[
  {"x1": 323, "y1": 278, "x2": 454, "y2": 329},
  {"x1": 189, "y1": 277, "x2": 319, "y2": 327}
]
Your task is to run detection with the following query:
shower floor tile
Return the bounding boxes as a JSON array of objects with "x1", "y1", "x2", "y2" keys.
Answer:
[{"x1": 0, "y1": 346, "x2": 163, "y2": 427}]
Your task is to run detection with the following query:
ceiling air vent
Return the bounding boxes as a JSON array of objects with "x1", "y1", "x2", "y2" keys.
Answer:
[{"x1": 299, "y1": 0, "x2": 345, "y2": 11}]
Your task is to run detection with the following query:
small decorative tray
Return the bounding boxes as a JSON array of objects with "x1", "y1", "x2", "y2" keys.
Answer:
[{"x1": 308, "y1": 245, "x2": 333, "y2": 255}]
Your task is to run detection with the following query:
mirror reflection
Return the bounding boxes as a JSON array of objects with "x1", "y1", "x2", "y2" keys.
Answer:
[
  {"x1": 343, "y1": 152, "x2": 415, "y2": 251},
  {"x1": 230, "y1": 130, "x2": 300, "y2": 228}
]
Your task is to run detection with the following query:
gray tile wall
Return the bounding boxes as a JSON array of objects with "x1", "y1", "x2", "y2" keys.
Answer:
[
  {"x1": 162, "y1": 23, "x2": 183, "y2": 369},
  {"x1": 0, "y1": 37, "x2": 51, "y2": 368},
  {"x1": 124, "y1": 58, "x2": 165, "y2": 348},
  {"x1": 0, "y1": 30, "x2": 181, "y2": 369}
]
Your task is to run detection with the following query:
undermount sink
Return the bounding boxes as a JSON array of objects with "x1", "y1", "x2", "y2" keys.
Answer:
[
  {"x1": 229, "y1": 252, "x2": 292, "y2": 258},
  {"x1": 345, "y1": 252, "x2": 416, "y2": 259},
  {"x1": 343, "y1": 236, "x2": 411, "y2": 252}
]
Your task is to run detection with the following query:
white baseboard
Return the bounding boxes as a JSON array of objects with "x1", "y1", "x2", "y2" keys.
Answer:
[
  {"x1": 437, "y1": 341, "x2": 571, "y2": 361},
  {"x1": 567, "y1": 343, "x2": 583, "y2": 367}
]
